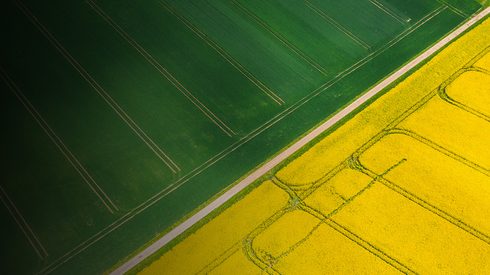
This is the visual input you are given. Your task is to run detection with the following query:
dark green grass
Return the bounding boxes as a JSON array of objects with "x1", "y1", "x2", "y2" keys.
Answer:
[{"x1": 0, "y1": 0, "x2": 483, "y2": 274}]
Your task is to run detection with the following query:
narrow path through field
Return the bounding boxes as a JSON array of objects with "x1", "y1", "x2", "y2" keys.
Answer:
[{"x1": 111, "y1": 7, "x2": 490, "y2": 275}]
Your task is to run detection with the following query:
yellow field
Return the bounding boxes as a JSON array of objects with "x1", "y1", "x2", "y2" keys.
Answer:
[{"x1": 140, "y1": 18, "x2": 490, "y2": 274}]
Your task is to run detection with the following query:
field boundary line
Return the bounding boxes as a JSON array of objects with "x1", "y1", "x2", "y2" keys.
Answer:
[
  {"x1": 439, "y1": 70, "x2": 490, "y2": 123},
  {"x1": 334, "y1": 5, "x2": 446, "y2": 79},
  {"x1": 159, "y1": 1, "x2": 284, "y2": 106},
  {"x1": 388, "y1": 128, "x2": 490, "y2": 176},
  {"x1": 0, "y1": 184, "x2": 48, "y2": 259},
  {"x1": 368, "y1": 0, "x2": 409, "y2": 24},
  {"x1": 38, "y1": 5, "x2": 476, "y2": 273},
  {"x1": 230, "y1": 0, "x2": 329, "y2": 76},
  {"x1": 304, "y1": 0, "x2": 371, "y2": 50},
  {"x1": 300, "y1": 160, "x2": 416, "y2": 275},
  {"x1": 356, "y1": 160, "x2": 490, "y2": 245},
  {"x1": 350, "y1": 126, "x2": 490, "y2": 246},
  {"x1": 324, "y1": 218, "x2": 416, "y2": 274},
  {"x1": 435, "y1": 0, "x2": 468, "y2": 17},
  {"x1": 196, "y1": 242, "x2": 241, "y2": 274},
  {"x1": 86, "y1": 0, "x2": 235, "y2": 137},
  {"x1": 377, "y1": 175, "x2": 490, "y2": 245},
  {"x1": 0, "y1": 67, "x2": 118, "y2": 214},
  {"x1": 110, "y1": 7, "x2": 490, "y2": 275},
  {"x1": 162, "y1": 2, "x2": 449, "y2": 201},
  {"x1": 15, "y1": 0, "x2": 181, "y2": 173}
]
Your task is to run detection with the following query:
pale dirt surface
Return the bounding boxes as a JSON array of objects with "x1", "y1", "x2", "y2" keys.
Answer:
[{"x1": 112, "y1": 7, "x2": 490, "y2": 275}]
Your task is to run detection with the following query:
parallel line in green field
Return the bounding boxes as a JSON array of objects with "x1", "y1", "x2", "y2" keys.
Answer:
[
  {"x1": 159, "y1": 0, "x2": 285, "y2": 106},
  {"x1": 0, "y1": 67, "x2": 119, "y2": 214},
  {"x1": 230, "y1": 0, "x2": 330, "y2": 76},
  {"x1": 38, "y1": 210, "x2": 135, "y2": 275},
  {"x1": 86, "y1": 0, "x2": 236, "y2": 137},
  {"x1": 435, "y1": 0, "x2": 468, "y2": 17},
  {"x1": 304, "y1": 0, "x2": 371, "y2": 50},
  {"x1": 14, "y1": 0, "x2": 182, "y2": 173},
  {"x1": 368, "y1": 0, "x2": 409, "y2": 25},
  {"x1": 119, "y1": 6, "x2": 487, "y2": 273},
  {"x1": 334, "y1": 5, "x2": 446, "y2": 79},
  {"x1": 0, "y1": 184, "x2": 48, "y2": 259},
  {"x1": 36, "y1": 5, "x2": 453, "y2": 273}
]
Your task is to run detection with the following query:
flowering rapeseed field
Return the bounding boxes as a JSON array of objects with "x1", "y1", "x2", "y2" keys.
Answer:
[{"x1": 140, "y1": 18, "x2": 490, "y2": 274}]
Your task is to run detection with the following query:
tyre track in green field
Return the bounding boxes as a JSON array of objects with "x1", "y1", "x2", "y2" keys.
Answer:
[
  {"x1": 39, "y1": 5, "x2": 485, "y2": 274},
  {"x1": 85, "y1": 0, "x2": 236, "y2": 138},
  {"x1": 111, "y1": 8, "x2": 490, "y2": 275},
  {"x1": 159, "y1": 0, "x2": 285, "y2": 106},
  {"x1": 304, "y1": 0, "x2": 371, "y2": 50},
  {"x1": 14, "y1": 0, "x2": 182, "y2": 174},
  {"x1": 0, "y1": 67, "x2": 119, "y2": 214},
  {"x1": 230, "y1": 0, "x2": 330, "y2": 76}
]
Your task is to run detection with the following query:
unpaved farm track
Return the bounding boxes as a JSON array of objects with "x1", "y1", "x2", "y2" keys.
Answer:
[{"x1": 112, "y1": 7, "x2": 490, "y2": 275}]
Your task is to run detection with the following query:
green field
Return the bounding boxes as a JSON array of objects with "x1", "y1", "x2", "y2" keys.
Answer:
[{"x1": 0, "y1": 0, "x2": 483, "y2": 274}]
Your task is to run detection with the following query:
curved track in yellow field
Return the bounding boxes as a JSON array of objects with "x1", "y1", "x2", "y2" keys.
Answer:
[{"x1": 123, "y1": 9, "x2": 490, "y2": 275}]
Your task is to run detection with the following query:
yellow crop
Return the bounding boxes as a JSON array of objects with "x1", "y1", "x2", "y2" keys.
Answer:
[
  {"x1": 275, "y1": 223, "x2": 400, "y2": 274},
  {"x1": 304, "y1": 169, "x2": 372, "y2": 215},
  {"x1": 360, "y1": 133, "x2": 490, "y2": 238},
  {"x1": 139, "y1": 181, "x2": 289, "y2": 274},
  {"x1": 445, "y1": 70, "x2": 490, "y2": 117},
  {"x1": 475, "y1": 51, "x2": 490, "y2": 70},
  {"x1": 207, "y1": 250, "x2": 261, "y2": 275},
  {"x1": 252, "y1": 210, "x2": 320, "y2": 259},
  {"x1": 398, "y1": 96, "x2": 490, "y2": 169},
  {"x1": 140, "y1": 18, "x2": 490, "y2": 275},
  {"x1": 333, "y1": 184, "x2": 490, "y2": 274}
]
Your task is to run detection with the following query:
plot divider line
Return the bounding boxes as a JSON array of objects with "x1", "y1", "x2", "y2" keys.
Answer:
[
  {"x1": 0, "y1": 184, "x2": 48, "y2": 259},
  {"x1": 357, "y1": 161, "x2": 490, "y2": 246},
  {"x1": 388, "y1": 128, "x2": 490, "y2": 177},
  {"x1": 435, "y1": 0, "x2": 468, "y2": 18},
  {"x1": 230, "y1": 0, "x2": 329, "y2": 76},
  {"x1": 325, "y1": 218, "x2": 416, "y2": 274},
  {"x1": 110, "y1": 8, "x2": 489, "y2": 274},
  {"x1": 196, "y1": 242, "x2": 241, "y2": 274},
  {"x1": 332, "y1": 5, "x2": 446, "y2": 81},
  {"x1": 35, "y1": 5, "x2": 490, "y2": 274},
  {"x1": 37, "y1": 4, "x2": 458, "y2": 273},
  {"x1": 368, "y1": 0, "x2": 409, "y2": 24},
  {"x1": 159, "y1": 0, "x2": 285, "y2": 106},
  {"x1": 300, "y1": 160, "x2": 416, "y2": 275},
  {"x1": 304, "y1": 0, "x2": 371, "y2": 50},
  {"x1": 14, "y1": 0, "x2": 181, "y2": 173},
  {"x1": 378, "y1": 175, "x2": 490, "y2": 245},
  {"x1": 86, "y1": 0, "x2": 235, "y2": 137},
  {"x1": 43, "y1": 4, "x2": 459, "y2": 272},
  {"x1": 439, "y1": 83, "x2": 490, "y2": 123},
  {"x1": 0, "y1": 67, "x2": 118, "y2": 214}
]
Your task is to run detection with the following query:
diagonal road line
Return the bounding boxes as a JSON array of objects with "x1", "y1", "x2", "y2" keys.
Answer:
[
  {"x1": 36, "y1": 5, "x2": 470, "y2": 274},
  {"x1": 111, "y1": 7, "x2": 490, "y2": 274}
]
